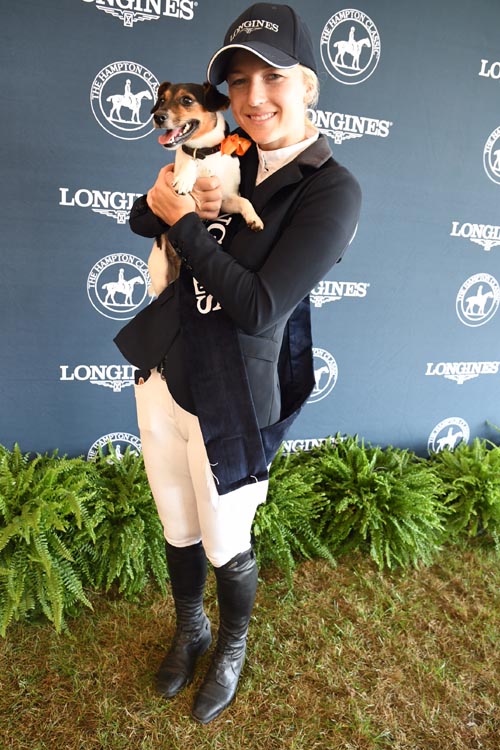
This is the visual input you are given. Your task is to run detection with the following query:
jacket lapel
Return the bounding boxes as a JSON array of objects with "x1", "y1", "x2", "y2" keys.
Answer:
[
  {"x1": 251, "y1": 160, "x2": 305, "y2": 212},
  {"x1": 238, "y1": 134, "x2": 334, "y2": 212},
  {"x1": 238, "y1": 143, "x2": 259, "y2": 199}
]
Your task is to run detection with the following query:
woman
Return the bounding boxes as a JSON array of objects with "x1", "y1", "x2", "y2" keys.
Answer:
[{"x1": 116, "y1": 2, "x2": 361, "y2": 724}]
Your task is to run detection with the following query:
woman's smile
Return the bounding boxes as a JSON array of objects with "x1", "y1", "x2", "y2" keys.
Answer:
[
  {"x1": 247, "y1": 112, "x2": 276, "y2": 121},
  {"x1": 227, "y1": 50, "x2": 312, "y2": 151}
]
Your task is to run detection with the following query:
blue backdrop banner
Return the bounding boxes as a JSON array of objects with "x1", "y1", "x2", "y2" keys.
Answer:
[{"x1": 1, "y1": 0, "x2": 499, "y2": 458}]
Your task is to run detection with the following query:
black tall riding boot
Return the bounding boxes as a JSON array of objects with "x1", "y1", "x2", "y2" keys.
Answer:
[
  {"x1": 191, "y1": 548, "x2": 258, "y2": 724},
  {"x1": 156, "y1": 540, "x2": 212, "y2": 698}
]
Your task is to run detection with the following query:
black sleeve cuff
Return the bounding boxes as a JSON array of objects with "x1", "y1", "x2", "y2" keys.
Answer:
[
  {"x1": 129, "y1": 195, "x2": 169, "y2": 238},
  {"x1": 167, "y1": 212, "x2": 202, "y2": 272}
]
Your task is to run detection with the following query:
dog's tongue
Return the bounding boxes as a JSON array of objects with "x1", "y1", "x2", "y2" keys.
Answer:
[{"x1": 158, "y1": 127, "x2": 184, "y2": 146}]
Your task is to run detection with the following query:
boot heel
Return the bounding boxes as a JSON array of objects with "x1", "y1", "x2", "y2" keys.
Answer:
[{"x1": 156, "y1": 614, "x2": 212, "y2": 698}]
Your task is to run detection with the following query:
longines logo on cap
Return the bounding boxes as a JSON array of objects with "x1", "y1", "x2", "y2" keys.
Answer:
[
  {"x1": 307, "y1": 108, "x2": 392, "y2": 143},
  {"x1": 450, "y1": 220, "x2": 500, "y2": 252},
  {"x1": 59, "y1": 187, "x2": 142, "y2": 224},
  {"x1": 87, "y1": 432, "x2": 142, "y2": 461},
  {"x1": 90, "y1": 61, "x2": 159, "y2": 140},
  {"x1": 455, "y1": 273, "x2": 500, "y2": 327},
  {"x1": 321, "y1": 9, "x2": 380, "y2": 85},
  {"x1": 60, "y1": 364, "x2": 137, "y2": 392},
  {"x1": 311, "y1": 280, "x2": 369, "y2": 307},
  {"x1": 425, "y1": 360, "x2": 500, "y2": 385},
  {"x1": 229, "y1": 19, "x2": 279, "y2": 41},
  {"x1": 308, "y1": 348, "x2": 338, "y2": 404},
  {"x1": 87, "y1": 253, "x2": 151, "y2": 320},
  {"x1": 483, "y1": 126, "x2": 500, "y2": 185},
  {"x1": 427, "y1": 418, "x2": 470, "y2": 454},
  {"x1": 82, "y1": 0, "x2": 196, "y2": 28}
]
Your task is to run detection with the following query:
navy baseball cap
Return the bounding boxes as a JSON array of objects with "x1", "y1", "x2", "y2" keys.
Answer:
[{"x1": 207, "y1": 3, "x2": 317, "y2": 85}]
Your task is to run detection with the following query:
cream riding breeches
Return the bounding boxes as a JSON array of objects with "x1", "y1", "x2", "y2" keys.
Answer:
[{"x1": 134, "y1": 369, "x2": 268, "y2": 567}]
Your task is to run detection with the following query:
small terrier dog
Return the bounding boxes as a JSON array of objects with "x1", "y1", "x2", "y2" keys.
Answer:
[{"x1": 147, "y1": 81, "x2": 263, "y2": 295}]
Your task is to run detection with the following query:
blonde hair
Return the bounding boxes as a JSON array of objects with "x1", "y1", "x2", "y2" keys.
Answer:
[
  {"x1": 298, "y1": 65, "x2": 319, "y2": 130},
  {"x1": 299, "y1": 65, "x2": 320, "y2": 108}
]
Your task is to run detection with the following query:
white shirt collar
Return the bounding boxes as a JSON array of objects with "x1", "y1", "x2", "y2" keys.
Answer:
[{"x1": 255, "y1": 132, "x2": 319, "y2": 185}]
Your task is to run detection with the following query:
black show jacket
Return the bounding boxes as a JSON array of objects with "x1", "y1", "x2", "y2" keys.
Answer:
[{"x1": 119, "y1": 134, "x2": 361, "y2": 493}]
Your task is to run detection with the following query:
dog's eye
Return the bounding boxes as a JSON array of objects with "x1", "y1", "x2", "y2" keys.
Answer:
[{"x1": 179, "y1": 96, "x2": 194, "y2": 107}]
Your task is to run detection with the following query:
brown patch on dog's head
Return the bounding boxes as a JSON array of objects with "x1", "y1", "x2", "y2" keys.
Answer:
[
  {"x1": 150, "y1": 81, "x2": 230, "y2": 149},
  {"x1": 151, "y1": 81, "x2": 229, "y2": 116},
  {"x1": 201, "y1": 82, "x2": 230, "y2": 112},
  {"x1": 150, "y1": 81, "x2": 172, "y2": 114}
]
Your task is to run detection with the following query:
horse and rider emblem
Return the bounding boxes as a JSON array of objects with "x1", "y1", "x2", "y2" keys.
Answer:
[
  {"x1": 91, "y1": 61, "x2": 159, "y2": 140},
  {"x1": 427, "y1": 418, "x2": 470, "y2": 454},
  {"x1": 333, "y1": 27, "x2": 372, "y2": 71},
  {"x1": 102, "y1": 268, "x2": 145, "y2": 307},
  {"x1": 309, "y1": 348, "x2": 338, "y2": 404},
  {"x1": 483, "y1": 126, "x2": 500, "y2": 185},
  {"x1": 107, "y1": 79, "x2": 152, "y2": 124},
  {"x1": 456, "y1": 273, "x2": 500, "y2": 327},
  {"x1": 87, "y1": 254, "x2": 151, "y2": 321},
  {"x1": 321, "y1": 10, "x2": 381, "y2": 84}
]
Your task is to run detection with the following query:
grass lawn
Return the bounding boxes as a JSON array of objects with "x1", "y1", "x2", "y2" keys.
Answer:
[{"x1": 1, "y1": 545, "x2": 499, "y2": 749}]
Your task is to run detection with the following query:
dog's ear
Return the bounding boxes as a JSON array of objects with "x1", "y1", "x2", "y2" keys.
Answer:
[
  {"x1": 202, "y1": 82, "x2": 230, "y2": 112},
  {"x1": 151, "y1": 81, "x2": 170, "y2": 114}
]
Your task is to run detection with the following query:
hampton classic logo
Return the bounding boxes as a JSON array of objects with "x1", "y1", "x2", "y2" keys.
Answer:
[
  {"x1": 307, "y1": 109, "x2": 392, "y2": 144},
  {"x1": 320, "y1": 9, "x2": 380, "y2": 85},
  {"x1": 308, "y1": 348, "x2": 338, "y2": 404},
  {"x1": 450, "y1": 220, "x2": 500, "y2": 252},
  {"x1": 310, "y1": 280, "x2": 369, "y2": 307},
  {"x1": 60, "y1": 364, "x2": 137, "y2": 392},
  {"x1": 90, "y1": 61, "x2": 159, "y2": 140},
  {"x1": 87, "y1": 432, "x2": 142, "y2": 461},
  {"x1": 427, "y1": 418, "x2": 470, "y2": 454},
  {"x1": 59, "y1": 187, "x2": 142, "y2": 224},
  {"x1": 81, "y1": 0, "x2": 196, "y2": 28},
  {"x1": 425, "y1": 360, "x2": 500, "y2": 385},
  {"x1": 87, "y1": 253, "x2": 151, "y2": 320},
  {"x1": 483, "y1": 126, "x2": 500, "y2": 185},
  {"x1": 455, "y1": 273, "x2": 500, "y2": 327}
]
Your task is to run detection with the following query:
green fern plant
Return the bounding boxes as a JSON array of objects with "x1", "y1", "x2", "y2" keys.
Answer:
[
  {"x1": 4, "y1": 432, "x2": 499, "y2": 634},
  {"x1": 73, "y1": 445, "x2": 167, "y2": 599},
  {"x1": 310, "y1": 435, "x2": 445, "y2": 569},
  {"x1": 0, "y1": 445, "x2": 96, "y2": 635},
  {"x1": 428, "y1": 437, "x2": 500, "y2": 546},
  {"x1": 253, "y1": 448, "x2": 335, "y2": 588}
]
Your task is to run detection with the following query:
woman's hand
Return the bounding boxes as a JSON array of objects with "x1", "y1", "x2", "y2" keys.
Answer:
[
  {"x1": 146, "y1": 164, "x2": 195, "y2": 225},
  {"x1": 191, "y1": 175, "x2": 223, "y2": 220},
  {"x1": 146, "y1": 164, "x2": 223, "y2": 225}
]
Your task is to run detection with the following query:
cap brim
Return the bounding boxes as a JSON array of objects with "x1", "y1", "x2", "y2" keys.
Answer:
[{"x1": 207, "y1": 43, "x2": 298, "y2": 85}]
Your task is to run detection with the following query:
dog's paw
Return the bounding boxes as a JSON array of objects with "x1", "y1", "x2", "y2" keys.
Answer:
[
  {"x1": 248, "y1": 217, "x2": 264, "y2": 232},
  {"x1": 172, "y1": 175, "x2": 194, "y2": 196},
  {"x1": 241, "y1": 204, "x2": 264, "y2": 232}
]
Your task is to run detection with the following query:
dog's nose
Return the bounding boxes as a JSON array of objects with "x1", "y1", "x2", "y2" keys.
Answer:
[{"x1": 153, "y1": 114, "x2": 167, "y2": 126}]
